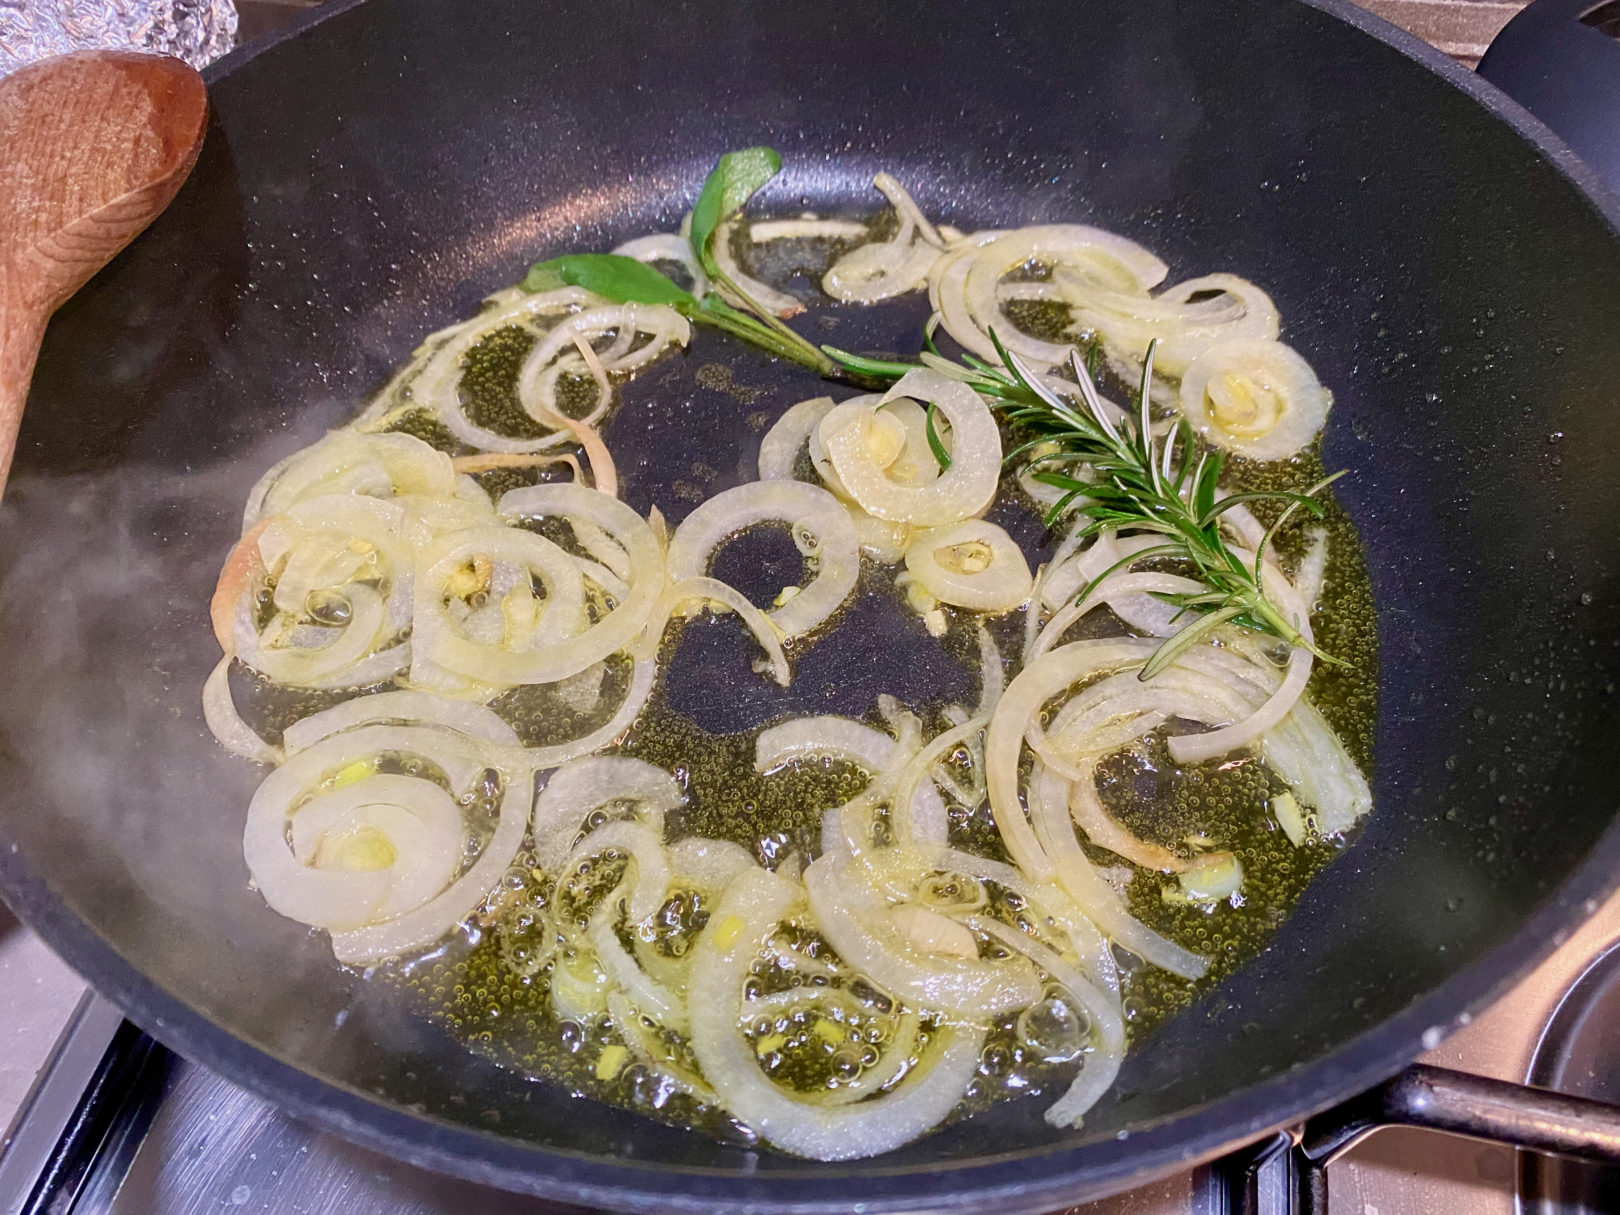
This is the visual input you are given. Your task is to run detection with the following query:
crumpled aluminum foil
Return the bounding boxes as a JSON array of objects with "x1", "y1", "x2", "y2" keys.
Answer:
[{"x1": 0, "y1": 0, "x2": 238, "y2": 79}]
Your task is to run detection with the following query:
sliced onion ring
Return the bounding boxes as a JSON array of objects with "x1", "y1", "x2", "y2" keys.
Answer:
[
  {"x1": 688, "y1": 868, "x2": 985, "y2": 1161},
  {"x1": 667, "y1": 481, "x2": 859, "y2": 638},
  {"x1": 804, "y1": 856, "x2": 1041, "y2": 1018},
  {"x1": 244, "y1": 721, "x2": 533, "y2": 963},
  {"x1": 1179, "y1": 338, "x2": 1331, "y2": 462},
  {"x1": 904, "y1": 519, "x2": 1033, "y2": 613},
  {"x1": 202, "y1": 657, "x2": 281, "y2": 765},
  {"x1": 532, "y1": 756, "x2": 684, "y2": 874},
  {"x1": 758, "y1": 396, "x2": 836, "y2": 482},
  {"x1": 822, "y1": 370, "x2": 999, "y2": 525}
]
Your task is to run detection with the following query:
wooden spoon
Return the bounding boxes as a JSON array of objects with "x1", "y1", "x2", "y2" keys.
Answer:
[{"x1": 0, "y1": 51, "x2": 208, "y2": 497}]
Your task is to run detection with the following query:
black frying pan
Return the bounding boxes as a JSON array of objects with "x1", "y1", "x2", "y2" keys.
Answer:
[{"x1": 2, "y1": 0, "x2": 1619, "y2": 1210}]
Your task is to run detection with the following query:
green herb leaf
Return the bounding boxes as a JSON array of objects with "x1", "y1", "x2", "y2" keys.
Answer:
[
  {"x1": 1142, "y1": 603, "x2": 1249, "y2": 679},
  {"x1": 924, "y1": 403, "x2": 952, "y2": 471},
  {"x1": 523, "y1": 253, "x2": 695, "y2": 307},
  {"x1": 690, "y1": 147, "x2": 782, "y2": 276},
  {"x1": 822, "y1": 346, "x2": 907, "y2": 375}
]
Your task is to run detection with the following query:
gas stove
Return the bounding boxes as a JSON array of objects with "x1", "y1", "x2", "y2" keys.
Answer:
[{"x1": 1, "y1": 882, "x2": 1618, "y2": 1215}]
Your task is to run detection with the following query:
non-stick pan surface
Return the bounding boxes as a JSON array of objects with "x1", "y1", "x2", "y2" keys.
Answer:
[{"x1": 1, "y1": 0, "x2": 1618, "y2": 1210}]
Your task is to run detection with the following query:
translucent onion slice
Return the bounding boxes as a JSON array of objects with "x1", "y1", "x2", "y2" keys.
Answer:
[
  {"x1": 1166, "y1": 553, "x2": 1313, "y2": 764},
  {"x1": 330, "y1": 758, "x2": 529, "y2": 966},
  {"x1": 590, "y1": 909, "x2": 687, "y2": 1032},
  {"x1": 669, "y1": 836, "x2": 757, "y2": 896},
  {"x1": 688, "y1": 868, "x2": 985, "y2": 1161},
  {"x1": 824, "y1": 239, "x2": 939, "y2": 304},
  {"x1": 607, "y1": 990, "x2": 716, "y2": 1101},
  {"x1": 985, "y1": 637, "x2": 1161, "y2": 878},
  {"x1": 1178, "y1": 338, "x2": 1331, "y2": 462},
  {"x1": 934, "y1": 847, "x2": 1120, "y2": 996},
  {"x1": 410, "y1": 484, "x2": 665, "y2": 687},
  {"x1": 755, "y1": 715, "x2": 901, "y2": 773},
  {"x1": 381, "y1": 285, "x2": 597, "y2": 454},
  {"x1": 904, "y1": 519, "x2": 1033, "y2": 613},
  {"x1": 410, "y1": 525, "x2": 588, "y2": 691},
  {"x1": 282, "y1": 689, "x2": 519, "y2": 753},
  {"x1": 661, "y1": 577, "x2": 791, "y2": 686},
  {"x1": 211, "y1": 520, "x2": 270, "y2": 655},
  {"x1": 1070, "y1": 273, "x2": 1280, "y2": 380},
  {"x1": 845, "y1": 503, "x2": 912, "y2": 564},
  {"x1": 524, "y1": 657, "x2": 657, "y2": 771},
  {"x1": 973, "y1": 916, "x2": 1125, "y2": 1128},
  {"x1": 806, "y1": 393, "x2": 876, "y2": 499},
  {"x1": 567, "y1": 820, "x2": 673, "y2": 927},
  {"x1": 877, "y1": 398, "x2": 949, "y2": 490},
  {"x1": 1033, "y1": 568, "x2": 1205, "y2": 659},
  {"x1": 575, "y1": 558, "x2": 629, "y2": 603},
  {"x1": 754, "y1": 715, "x2": 947, "y2": 847},
  {"x1": 396, "y1": 490, "x2": 499, "y2": 539},
  {"x1": 244, "y1": 721, "x2": 532, "y2": 962},
  {"x1": 570, "y1": 515, "x2": 632, "y2": 580},
  {"x1": 553, "y1": 663, "x2": 609, "y2": 716},
  {"x1": 243, "y1": 430, "x2": 457, "y2": 529},
  {"x1": 1261, "y1": 696, "x2": 1372, "y2": 834},
  {"x1": 516, "y1": 303, "x2": 690, "y2": 426},
  {"x1": 822, "y1": 370, "x2": 999, "y2": 525},
  {"x1": 928, "y1": 231, "x2": 1004, "y2": 363},
  {"x1": 945, "y1": 226, "x2": 1168, "y2": 368},
  {"x1": 1060, "y1": 532, "x2": 1210, "y2": 639},
  {"x1": 1025, "y1": 762, "x2": 1208, "y2": 979},
  {"x1": 711, "y1": 220, "x2": 804, "y2": 318},
  {"x1": 878, "y1": 710, "x2": 990, "y2": 849},
  {"x1": 1064, "y1": 755, "x2": 1189, "y2": 873},
  {"x1": 1023, "y1": 652, "x2": 1269, "y2": 867},
  {"x1": 758, "y1": 396, "x2": 836, "y2": 481},
  {"x1": 288, "y1": 775, "x2": 463, "y2": 921},
  {"x1": 550, "y1": 949, "x2": 612, "y2": 1023},
  {"x1": 1216, "y1": 497, "x2": 1268, "y2": 551},
  {"x1": 666, "y1": 481, "x2": 859, "y2": 638},
  {"x1": 1294, "y1": 528, "x2": 1329, "y2": 612},
  {"x1": 531, "y1": 756, "x2": 684, "y2": 874},
  {"x1": 202, "y1": 656, "x2": 281, "y2": 765},
  {"x1": 751, "y1": 217, "x2": 869, "y2": 241},
  {"x1": 1042, "y1": 668, "x2": 1243, "y2": 758},
  {"x1": 1032, "y1": 637, "x2": 1367, "y2": 833},
  {"x1": 803, "y1": 857, "x2": 1042, "y2": 1017},
  {"x1": 234, "y1": 495, "x2": 416, "y2": 689},
  {"x1": 1015, "y1": 440, "x2": 1082, "y2": 512},
  {"x1": 873, "y1": 172, "x2": 945, "y2": 248},
  {"x1": 822, "y1": 177, "x2": 941, "y2": 304}
]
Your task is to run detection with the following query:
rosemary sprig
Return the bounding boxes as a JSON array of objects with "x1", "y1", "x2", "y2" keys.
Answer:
[{"x1": 826, "y1": 330, "x2": 1345, "y2": 674}]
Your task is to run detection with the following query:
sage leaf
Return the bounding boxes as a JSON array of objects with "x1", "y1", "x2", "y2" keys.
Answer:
[
  {"x1": 689, "y1": 147, "x2": 782, "y2": 276},
  {"x1": 523, "y1": 253, "x2": 695, "y2": 308}
]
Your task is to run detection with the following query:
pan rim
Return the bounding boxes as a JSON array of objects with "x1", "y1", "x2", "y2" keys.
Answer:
[{"x1": 7, "y1": 0, "x2": 1620, "y2": 1209}]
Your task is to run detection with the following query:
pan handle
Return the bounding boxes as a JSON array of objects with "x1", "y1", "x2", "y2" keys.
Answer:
[
  {"x1": 1299, "y1": 1062, "x2": 1620, "y2": 1166},
  {"x1": 1476, "y1": 0, "x2": 1620, "y2": 195}
]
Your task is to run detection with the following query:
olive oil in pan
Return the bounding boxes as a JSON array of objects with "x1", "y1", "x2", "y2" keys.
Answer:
[
  {"x1": 377, "y1": 430, "x2": 1377, "y2": 1147},
  {"x1": 355, "y1": 227, "x2": 1379, "y2": 1145}
]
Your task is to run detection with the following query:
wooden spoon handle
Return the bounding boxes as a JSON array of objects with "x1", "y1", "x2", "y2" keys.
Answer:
[
  {"x1": 0, "y1": 315, "x2": 47, "y2": 498},
  {"x1": 0, "y1": 51, "x2": 207, "y2": 497}
]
